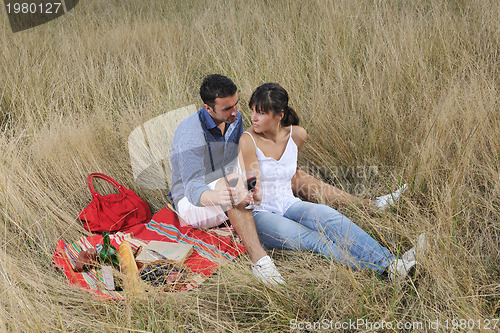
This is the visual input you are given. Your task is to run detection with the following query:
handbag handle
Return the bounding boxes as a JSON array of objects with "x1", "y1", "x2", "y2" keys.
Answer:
[{"x1": 87, "y1": 173, "x2": 125, "y2": 197}]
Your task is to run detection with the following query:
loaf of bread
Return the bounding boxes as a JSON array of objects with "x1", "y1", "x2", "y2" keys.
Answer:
[{"x1": 118, "y1": 241, "x2": 145, "y2": 297}]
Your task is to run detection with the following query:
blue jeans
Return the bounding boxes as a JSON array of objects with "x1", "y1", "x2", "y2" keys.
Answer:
[{"x1": 253, "y1": 201, "x2": 395, "y2": 274}]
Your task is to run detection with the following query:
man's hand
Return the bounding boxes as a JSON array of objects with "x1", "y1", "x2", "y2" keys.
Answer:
[
  {"x1": 199, "y1": 185, "x2": 236, "y2": 208},
  {"x1": 230, "y1": 182, "x2": 254, "y2": 209},
  {"x1": 217, "y1": 187, "x2": 234, "y2": 208},
  {"x1": 220, "y1": 179, "x2": 254, "y2": 209},
  {"x1": 199, "y1": 178, "x2": 252, "y2": 209}
]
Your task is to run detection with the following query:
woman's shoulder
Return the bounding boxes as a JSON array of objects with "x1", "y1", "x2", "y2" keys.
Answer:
[
  {"x1": 239, "y1": 130, "x2": 257, "y2": 150},
  {"x1": 291, "y1": 125, "x2": 307, "y2": 136},
  {"x1": 291, "y1": 125, "x2": 307, "y2": 147},
  {"x1": 242, "y1": 127, "x2": 256, "y2": 139},
  {"x1": 244, "y1": 126, "x2": 255, "y2": 134}
]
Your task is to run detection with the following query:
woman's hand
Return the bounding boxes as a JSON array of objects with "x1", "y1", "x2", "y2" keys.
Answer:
[{"x1": 251, "y1": 184, "x2": 262, "y2": 206}]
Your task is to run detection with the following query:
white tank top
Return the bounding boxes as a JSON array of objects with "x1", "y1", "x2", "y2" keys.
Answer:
[{"x1": 243, "y1": 127, "x2": 301, "y2": 215}]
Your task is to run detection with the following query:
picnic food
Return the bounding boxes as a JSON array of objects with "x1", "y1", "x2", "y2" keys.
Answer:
[
  {"x1": 74, "y1": 248, "x2": 98, "y2": 272},
  {"x1": 118, "y1": 241, "x2": 145, "y2": 296},
  {"x1": 139, "y1": 262, "x2": 190, "y2": 291}
]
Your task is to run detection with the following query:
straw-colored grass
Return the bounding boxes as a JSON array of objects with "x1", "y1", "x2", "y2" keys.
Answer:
[{"x1": 1, "y1": 0, "x2": 498, "y2": 331}]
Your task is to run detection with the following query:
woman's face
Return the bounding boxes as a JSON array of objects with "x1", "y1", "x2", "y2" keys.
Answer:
[{"x1": 250, "y1": 106, "x2": 282, "y2": 133}]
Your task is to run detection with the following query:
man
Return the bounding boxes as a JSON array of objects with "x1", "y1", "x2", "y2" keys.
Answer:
[{"x1": 170, "y1": 74, "x2": 284, "y2": 285}]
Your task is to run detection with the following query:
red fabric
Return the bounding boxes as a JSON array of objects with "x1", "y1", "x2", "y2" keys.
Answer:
[
  {"x1": 53, "y1": 235, "x2": 123, "y2": 300},
  {"x1": 54, "y1": 205, "x2": 245, "y2": 300},
  {"x1": 78, "y1": 173, "x2": 152, "y2": 233},
  {"x1": 127, "y1": 206, "x2": 245, "y2": 276},
  {"x1": 54, "y1": 239, "x2": 90, "y2": 288}
]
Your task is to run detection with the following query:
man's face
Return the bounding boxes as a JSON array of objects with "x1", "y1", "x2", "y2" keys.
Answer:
[{"x1": 205, "y1": 93, "x2": 239, "y2": 125}]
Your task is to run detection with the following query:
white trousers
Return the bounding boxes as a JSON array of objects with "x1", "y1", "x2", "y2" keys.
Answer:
[{"x1": 177, "y1": 179, "x2": 228, "y2": 229}]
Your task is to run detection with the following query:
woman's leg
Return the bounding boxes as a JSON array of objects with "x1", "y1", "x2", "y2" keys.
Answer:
[
  {"x1": 291, "y1": 169, "x2": 373, "y2": 207},
  {"x1": 284, "y1": 201, "x2": 395, "y2": 273},
  {"x1": 252, "y1": 210, "x2": 313, "y2": 250},
  {"x1": 253, "y1": 210, "x2": 369, "y2": 269}
]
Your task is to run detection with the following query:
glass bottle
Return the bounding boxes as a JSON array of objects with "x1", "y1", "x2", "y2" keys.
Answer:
[
  {"x1": 100, "y1": 231, "x2": 120, "y2": 268},
  {"x1": 99, "y1": 231, "x2": 120, "y2": 290}
]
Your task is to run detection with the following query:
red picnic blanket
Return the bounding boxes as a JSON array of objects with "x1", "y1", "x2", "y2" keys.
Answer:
[{"x1": 53, "y1": 205, "x2": 246, "y2": 300}]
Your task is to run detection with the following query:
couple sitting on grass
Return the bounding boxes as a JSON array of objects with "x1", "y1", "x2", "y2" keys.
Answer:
[{"x1": 170, "y1": 74, "x2": 425, "y2": 286}]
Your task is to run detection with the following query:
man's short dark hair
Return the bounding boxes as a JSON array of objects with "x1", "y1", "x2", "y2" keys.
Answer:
[{"x1": 200, "y1": 74, "x2": 237, "y2": 107}]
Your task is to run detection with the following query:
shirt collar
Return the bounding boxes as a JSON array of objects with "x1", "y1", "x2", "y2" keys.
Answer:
[{"x1": 200, "y1": 107, "x2": 218, "y2": 130}]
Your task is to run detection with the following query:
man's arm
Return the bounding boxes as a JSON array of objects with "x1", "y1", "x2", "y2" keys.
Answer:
[
  {"x1": 176, "y1": 141, "x2": 212, "y2": 206},
  {"x1": 175, "y1": 133, "x2": 235, "y2": 208},
  {"x1": 291, "y1": 169, "x2": 373, "y2": 207}
]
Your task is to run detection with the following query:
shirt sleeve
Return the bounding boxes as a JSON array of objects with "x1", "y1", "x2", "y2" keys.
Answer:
[{"x1": 172, "y1": 130, "x2": 211, "y2": 207}]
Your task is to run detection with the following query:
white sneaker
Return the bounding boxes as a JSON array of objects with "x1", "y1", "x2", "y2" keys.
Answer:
[
  {"x1": 251, "y1": 255, "x2": 285, "y2": 286},
  {"x1": 402, "y1": 233, "x2": 427, "y2": 263},
  {"x1": 374, "y1": 184, "x2": 408, "y2": 211},
  {"x1": 387, "y1": 259, "x2": 416, "y2": 282}
]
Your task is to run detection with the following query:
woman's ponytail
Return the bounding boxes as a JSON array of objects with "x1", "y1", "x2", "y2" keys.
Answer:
[{"x1": 281, "y1": 105, "x2": 300, "y2": 127}]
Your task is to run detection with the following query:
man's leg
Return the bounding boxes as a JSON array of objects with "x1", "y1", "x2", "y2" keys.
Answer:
[
  {"x1": 226, "y1": 206, "x2": 267, "y2": 264},
  {"x1": 179, "y1": 177, "x2": 284, "y2": 285},
  {"x1": 225, "y1": 181, "x2": 284, "y2": 285},
  {"x1": 209, "y1": 175, "x2": 267, "y2": 263}
]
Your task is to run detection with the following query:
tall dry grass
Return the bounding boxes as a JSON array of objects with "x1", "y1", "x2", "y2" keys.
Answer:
[{"x1": 0, "y1": 0, "x2": 498, "y2": 331}]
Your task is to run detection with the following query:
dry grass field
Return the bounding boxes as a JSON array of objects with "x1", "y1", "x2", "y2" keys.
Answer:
[{"x1": 0, "y1": 0, "x2": 499, "y2": 331}]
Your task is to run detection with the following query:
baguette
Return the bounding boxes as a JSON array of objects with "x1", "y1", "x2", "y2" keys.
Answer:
[{"x1": 118, "y1": 241, "x2": 145, "y2": 297}]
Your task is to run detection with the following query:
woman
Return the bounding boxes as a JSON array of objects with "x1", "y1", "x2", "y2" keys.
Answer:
[{"x1": 238, "y1": 82, "x2": 420, "y2": 281}]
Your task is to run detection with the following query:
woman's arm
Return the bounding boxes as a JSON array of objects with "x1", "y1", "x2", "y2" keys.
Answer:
[
  {"x1": 291, "y1": 126, "x2": 374, "y2": 208},
  {"x1": 237, "y1": 132, "x2": 262, "y2": 205}
]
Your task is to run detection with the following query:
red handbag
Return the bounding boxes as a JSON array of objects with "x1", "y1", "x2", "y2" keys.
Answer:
[{"x1": 78, "y1": 173, "x2": 152, "y2": 233}]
